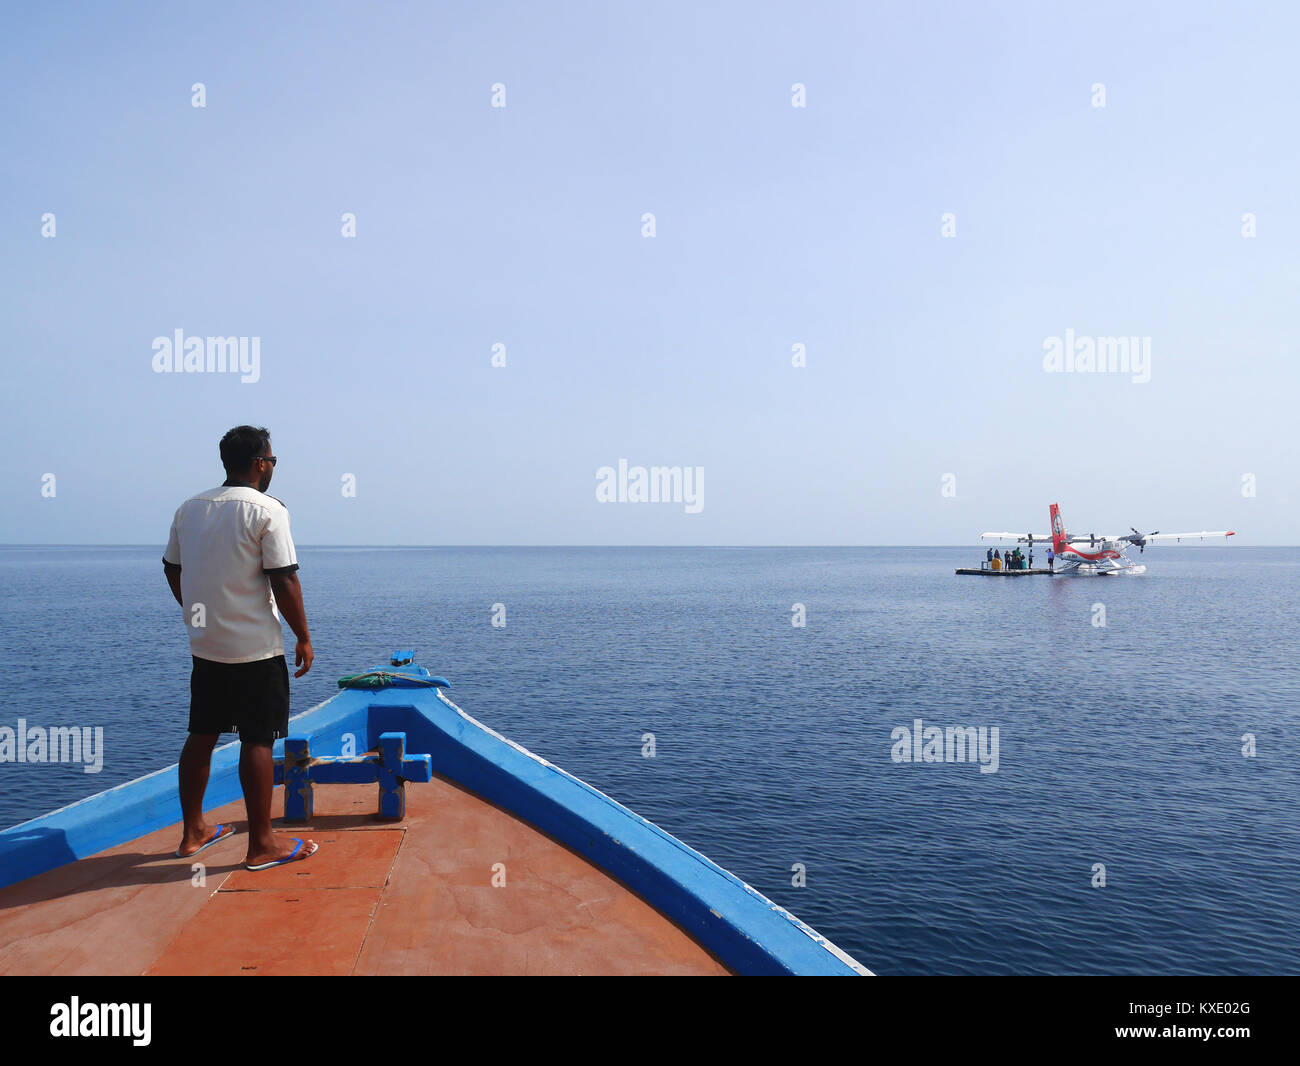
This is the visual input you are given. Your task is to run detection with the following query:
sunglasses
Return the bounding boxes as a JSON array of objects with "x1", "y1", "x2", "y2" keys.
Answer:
[{"x1": 257, "y1": 455, "x2": 278, "y2": 466}]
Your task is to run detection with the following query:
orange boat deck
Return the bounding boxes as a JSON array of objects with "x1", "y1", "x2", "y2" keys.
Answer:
[{"x1": 0, "y1": 772, "x2": 730, "y2": 976}]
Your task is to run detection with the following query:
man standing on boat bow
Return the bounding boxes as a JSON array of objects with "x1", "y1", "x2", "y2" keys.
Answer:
[{"x1": 162, "y1": 426, "x2": 319, "y2": 870}]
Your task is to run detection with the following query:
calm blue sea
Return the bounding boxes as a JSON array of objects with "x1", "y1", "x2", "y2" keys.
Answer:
[{"x1": 1, "y1": 545, "x2": 1296, "y2": 975}]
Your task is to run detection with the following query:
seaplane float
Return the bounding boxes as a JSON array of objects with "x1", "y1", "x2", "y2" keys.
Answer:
[{"x1": 977, "y1": 503, "x2": 1235, "y2": 576}]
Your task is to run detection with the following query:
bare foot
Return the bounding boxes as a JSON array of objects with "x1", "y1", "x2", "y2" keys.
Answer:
[{"x1": 244, "y1": 836, "x2": 318, "y2": 870}]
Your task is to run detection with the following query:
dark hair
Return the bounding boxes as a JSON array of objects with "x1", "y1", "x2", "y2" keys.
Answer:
[{"x1": 219, "y1": 425, "x2": 271, "y2": 474}]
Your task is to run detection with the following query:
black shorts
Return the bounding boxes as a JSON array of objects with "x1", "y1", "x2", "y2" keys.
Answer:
[{"x1": 189, "y1": 654, "x2": 290, "y2": 745}]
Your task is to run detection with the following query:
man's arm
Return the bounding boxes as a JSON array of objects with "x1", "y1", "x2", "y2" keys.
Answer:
[
  {"x1": 163, "y1": 561, "x2": 182, "y2": 606},
  {"x1": 268, "y1": 570, "x2": 313, "y2": 677}
]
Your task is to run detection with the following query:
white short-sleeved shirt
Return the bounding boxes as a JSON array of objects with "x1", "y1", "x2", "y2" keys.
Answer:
[{"x1": 163, "y1": 482, "x2": 299, "y2": 663}]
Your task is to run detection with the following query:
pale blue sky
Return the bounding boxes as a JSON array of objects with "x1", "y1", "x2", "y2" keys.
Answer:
[{"x1": 2, "y1": 1, "x2": 1295, "y2": 544}]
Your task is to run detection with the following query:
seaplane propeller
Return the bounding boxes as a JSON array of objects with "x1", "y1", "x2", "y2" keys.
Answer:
[{"x1": 1123, "y1": 527, "x2": 1159, "y2": 553}]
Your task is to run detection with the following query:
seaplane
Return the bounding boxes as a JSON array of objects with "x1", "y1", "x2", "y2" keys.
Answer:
[{"x1": 980, "y1": 503, "x2": 1235, "y2": 575}]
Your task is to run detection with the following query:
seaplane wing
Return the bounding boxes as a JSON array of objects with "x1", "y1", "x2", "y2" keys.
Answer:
[
  {"x1": 1068, "y1": 529, "x2": 1237, "y2": 545},
  {"x1": 1137, "y1": 530, "x2": 1235, "y2": 543},
  {"x1": 979, "y1": 531, "x2": 1051, "y2": 542}
]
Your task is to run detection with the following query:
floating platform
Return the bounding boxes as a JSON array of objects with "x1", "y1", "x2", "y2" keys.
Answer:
[
  {"x1": 0, "y1": 653, "x2": 869, "y2": 976},
  {"x1": 955, "y1": 567, "x2": 1055, "y2": 576}
]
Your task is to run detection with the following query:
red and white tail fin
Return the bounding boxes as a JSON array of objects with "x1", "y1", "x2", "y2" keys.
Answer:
[{"x1": 1049, "y1": 503, "x2": 1068, "y2": 553}]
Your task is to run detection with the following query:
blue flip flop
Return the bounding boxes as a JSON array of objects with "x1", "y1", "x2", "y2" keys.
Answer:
[
  {"x1": 175, "y1": 823, "x2": 236, "y2": 858},
  {"x1": 245, "y1": 838, "x2": 319, "y2": 872}
]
